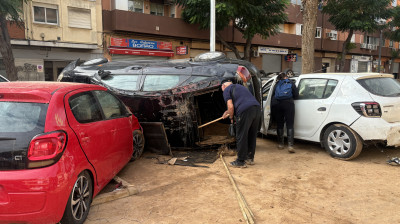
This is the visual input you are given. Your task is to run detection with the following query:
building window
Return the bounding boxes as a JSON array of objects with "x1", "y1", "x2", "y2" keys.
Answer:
[
  {"x1": 170, "y1": 5, "x2": 176, "y2": 18},
  {"x1": 68, "y1": 8, "x2": 91, "y2": 29},
  {"x1": 315, "y1": 27, "x2": 321, "y2": 38},
  {"x1": 150, "y1": 3, "x2": 164, "y2": 16},
  {"x1": 392, "y1": 0, "x2": 397, "y2": 7},
  {"x1": 33, "y1": 5, "x2": 58, "y2": 25},
  {"x1": 390, "y1": 40, "x2": 394, "y2": 48},
  {"x1": 291, "y1": 0, "x2": 302, "y2": 5},
  {"x1": 128, "y1": 0, "x2": 144, "y2": 13},
  {"x1": 298, "y1": 25, "x2": 322, "y2": 38}
]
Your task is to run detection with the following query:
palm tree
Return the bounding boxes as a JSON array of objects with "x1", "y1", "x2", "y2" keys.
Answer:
[{"x1": 0, "y1": 0, "x2": 26, "y2": 81}]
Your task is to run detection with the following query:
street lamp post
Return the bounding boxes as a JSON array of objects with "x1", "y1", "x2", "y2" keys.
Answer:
[{"x1": 210, "y1": 0, "x2": 215, "y2": 52}]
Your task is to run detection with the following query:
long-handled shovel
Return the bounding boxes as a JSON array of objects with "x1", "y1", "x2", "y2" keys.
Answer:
[{"x1": 198, "y1": 115, "x2": 229, "y2": 129}]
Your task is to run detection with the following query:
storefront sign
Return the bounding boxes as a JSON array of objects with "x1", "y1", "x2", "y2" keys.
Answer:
[
  {"x1": 110, "y1": 38, "x2": 128, "y2": 47},
  {"x1": 110, "y1": 37, "x2": 173, "y2": 50},
  {"x1": 285, "y1": 54, "x2": 297, "y2": 62},
  {"x1": 176, "y1": 46, "x2": 188, "y2": 55},
  {"x1": 109, "y1": 47, "x2": 174, "y2": 57},
  {"x1": 258, "y1": 46, "x2": 288, "y2": 55}
]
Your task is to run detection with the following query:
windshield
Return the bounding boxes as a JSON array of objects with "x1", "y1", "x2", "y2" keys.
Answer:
[
  {"x1": 357, "y1": 78, "x2": 400, "y2": 97},
  {"x1": 0, "y1": 102, "x2": 47, "y2": 170}
]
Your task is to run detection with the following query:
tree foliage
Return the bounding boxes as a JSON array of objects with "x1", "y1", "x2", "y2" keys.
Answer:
[
  {"x1": 0, "y1": 0, "x2": 26, "y2": 81},
  {"x1": 322, "y1": 0, "x2": 392, "y2": 72},
  {"x1": 386, "y1": 6, "x2": 400, "y2": 42},
  {"x1": 175, "y1": 0, "x2": 289, "y2": 61}
]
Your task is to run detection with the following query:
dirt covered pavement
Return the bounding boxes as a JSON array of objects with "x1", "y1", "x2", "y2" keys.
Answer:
[{"x1": 85, "y1": 137, "x2": 400, "y2": 224}]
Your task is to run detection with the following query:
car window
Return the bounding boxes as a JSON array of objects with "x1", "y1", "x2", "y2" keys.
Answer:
[
  {"x1": 69, "y1": 92, "x2": 103, "y2": 123},
  {"x1": 0, "y1": 102, "x2": 46, "y2": 132},
  {"x1": 262, "y1": 80, "x2": 274, "y2": 101},
  {"x1": 298, "y1": 78, "x2": 337, "y2": 99},
  {"x1": 143, "y1": 75, "x2": 189, "y2": 91},
  {"x1": 93, "y1": 90, "x2": 128, "y2": 119},
  {"x1": 357, "y1": 77, "x2": 400, "y2": 97},
  {"x1": 101, "y1": 74, "x2": 140, "y2": 91}
]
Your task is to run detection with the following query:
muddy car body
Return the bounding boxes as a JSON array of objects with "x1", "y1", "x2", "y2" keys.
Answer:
[{"x1": 58, "y1": 52, "x2": 262, "y2": 152}]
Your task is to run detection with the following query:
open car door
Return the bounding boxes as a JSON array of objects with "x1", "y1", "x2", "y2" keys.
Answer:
[{"x1": 260, "y1": 76, "x2": 277, "y2": 135}]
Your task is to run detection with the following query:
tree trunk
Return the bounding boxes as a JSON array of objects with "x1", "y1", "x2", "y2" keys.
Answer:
[
  {"x1": 216, "y1": 32, "x2": 242, "y2": 59},
  {"x1": 339, "y1": 29, "x2": 354, "y2": 72},
  {"x1": 242, "y1": 37, "x2": 253, "y2": 61},
  {"x1": 301, "y1": 0, "x2": 319, "y2": 74},
  {"x1": 0, "y1": 16, "x2": 18, "y2": 81}
]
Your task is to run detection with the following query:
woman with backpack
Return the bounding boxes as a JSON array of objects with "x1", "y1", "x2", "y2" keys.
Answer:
[{"x1": 271, "y1": 72, "x2": 299, "y2": 153}]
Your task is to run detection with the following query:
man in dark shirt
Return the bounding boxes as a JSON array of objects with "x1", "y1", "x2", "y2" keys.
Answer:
[{"x1": 222, "y1": 81, "x2": 261, "y2": 168}]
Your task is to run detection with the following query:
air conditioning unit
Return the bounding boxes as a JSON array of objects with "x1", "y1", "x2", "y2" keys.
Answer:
[
  {"x1": 371, "y1": 45, "x2": 378, "y2": 50},
  {"x1": 367, "y1": 44, "x2": 373, "y2": 49},
  {"x1": 360, "y1": 43, "x2": 368, "y2": 49},
  {"x1": 326, "y1": 32, "x2": 337, "y2": 40}
]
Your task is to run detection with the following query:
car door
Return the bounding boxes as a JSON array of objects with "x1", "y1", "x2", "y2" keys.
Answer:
[
  {"x1": 65, "y1": 90, "x2": 130, "y2": 189},
  {"x1": 260, "y1": 76, "x2": 277, "y2": 135},
  {"x1": 294, "y1": 78, "x2": 340, "y2": 139},
  {"x1": 92, "y1": 90, "x2": 133, "y2": 172}
]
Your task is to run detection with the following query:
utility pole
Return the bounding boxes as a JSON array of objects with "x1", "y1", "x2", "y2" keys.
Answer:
[{"x1": 210, "y1": 0, "x2": 215, "y2": 52}]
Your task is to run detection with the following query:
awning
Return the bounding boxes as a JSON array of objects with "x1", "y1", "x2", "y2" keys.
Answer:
[{"x1": 109, "y1": 47, "x2": 174, "y2": 57}]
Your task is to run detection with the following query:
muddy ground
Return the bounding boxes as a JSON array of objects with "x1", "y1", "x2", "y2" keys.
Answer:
[{"x1": 85, "y1": 136, "x2": 400, "y2": 224}]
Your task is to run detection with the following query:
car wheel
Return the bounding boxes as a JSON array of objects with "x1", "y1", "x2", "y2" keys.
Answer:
[
  {"x1": 323, "y1": 124, "x2": 363, "y2": 160},
  {"x1": 61, "y1": 171, "x2": 93, "y2": 224},
  {"x1": 132, "y1": 130, "x2": 145, "y2": 161}
]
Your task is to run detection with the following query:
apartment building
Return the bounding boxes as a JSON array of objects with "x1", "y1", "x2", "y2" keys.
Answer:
[
  {"x1": 101, "y1": 0, "x2": 400, "y2": 77},
  {"x1": 4, "y1": 0, "x2": 103, "y2": 81}
]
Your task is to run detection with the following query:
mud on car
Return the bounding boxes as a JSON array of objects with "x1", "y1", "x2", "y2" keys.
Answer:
[{"x1": 58, "y1": 52, "x2": 262, "y2": 153}]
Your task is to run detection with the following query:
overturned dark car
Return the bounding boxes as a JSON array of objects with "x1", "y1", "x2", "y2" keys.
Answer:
[{"x1": 58, "y1": 52, "x2": 262, "y2": 153}]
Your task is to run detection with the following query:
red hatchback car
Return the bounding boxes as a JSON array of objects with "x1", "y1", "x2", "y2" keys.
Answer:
[{"x1": 0, "y1": 82, "x2": 141, "y2": 224}]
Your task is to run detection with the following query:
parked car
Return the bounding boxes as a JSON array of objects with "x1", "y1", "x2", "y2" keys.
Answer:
[
  {"x1": 261, "y1": 73, "x2": 400, "y2": 160},
  {"x1": 0, "y1": 82, "x2": 142, "y2": 224},
  {"x1": 0, "y1": 74, "x2": 9, "y2": 82},
  {"x1": 58, "y1": 52, "x2": 262, "y2": 153}
]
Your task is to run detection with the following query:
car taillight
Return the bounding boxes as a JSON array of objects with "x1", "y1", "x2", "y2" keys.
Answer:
[
  {"x1": 236, "y1": 66, "x2": 251, "y2": 83},
  {"x1": 27, "y1": 131, "x2": 67, "y2": 168},
  {"x1": 352, "y1": 102, "x2": 381, "y2": 117}
]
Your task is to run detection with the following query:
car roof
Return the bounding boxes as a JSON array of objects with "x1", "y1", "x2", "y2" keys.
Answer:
[
  {"x1": 0, "y1": 81, "x2": 105, "y2": 103},
  {"x1": 300, "y1": 73, "x2": 394, "y2": 80}
]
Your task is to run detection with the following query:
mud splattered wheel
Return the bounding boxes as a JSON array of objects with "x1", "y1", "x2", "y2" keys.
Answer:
[
  {"x1": 61, "y1": 171, "x2": 92, "y2": 224},
  {"x1": 132, "y1": 130, "x2": 145, "y2": 161},
  {"x1": 323, "y1": 124, "x2": 363, "y2": 160}
]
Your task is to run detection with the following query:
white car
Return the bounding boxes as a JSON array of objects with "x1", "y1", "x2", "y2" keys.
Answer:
[{"x1": 260, "y1": 73, "x2": 400, "y2": 160}]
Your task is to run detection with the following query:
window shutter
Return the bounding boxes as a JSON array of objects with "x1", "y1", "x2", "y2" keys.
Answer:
[{"x1": 68, "y1": 8, "x2": 91, "y2": 29}]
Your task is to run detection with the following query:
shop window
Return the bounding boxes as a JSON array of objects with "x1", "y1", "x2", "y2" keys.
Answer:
[
  {"x1": 150, "y1": 3, "x2": 164, "y2": 16},
  {"x1": 128, "y1": 0, "x2": 144, "y2": 13},
  {"x1": 33, "y1": 5, "x2": 58, "y2": 25},
  {"x1": 68, "y1": 8, "x2": 91, "y2": 29}
]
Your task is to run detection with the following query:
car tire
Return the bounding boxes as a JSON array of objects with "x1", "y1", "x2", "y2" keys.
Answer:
[
  {"x1": 61, "y1": 171, "x2": 93, "y2": 224},
  {"x1": 132, "y1": 130, "x2": 145, "y2": 161},
  {"x1": 323, "y1": 124, "x2": 363, "y2": 160}
]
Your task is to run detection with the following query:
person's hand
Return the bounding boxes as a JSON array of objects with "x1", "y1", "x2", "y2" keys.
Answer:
[{"x1": 223, "y1": 111, "x2": 230, "y2": 119}]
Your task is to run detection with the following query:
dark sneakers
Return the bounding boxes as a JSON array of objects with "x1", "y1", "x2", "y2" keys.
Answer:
[
  {"x1": 230, "y1": 160, "x2": 247, "y2": 168},
  {"x1": 245, "y1": 158, "x2": 255, "y2": 165}
]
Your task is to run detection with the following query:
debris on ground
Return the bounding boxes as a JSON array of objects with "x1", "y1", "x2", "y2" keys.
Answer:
[
  {"x1": 218, "y1": 144, "x2": 237, "y2": 157},
  {"x1": 387, "y1": 157, "x2": 400, "y2": 166}
]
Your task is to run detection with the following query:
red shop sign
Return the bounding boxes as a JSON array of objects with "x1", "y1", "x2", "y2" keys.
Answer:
[{"x1": 176, "y1": 46, "x2": 188, "y2": 55}]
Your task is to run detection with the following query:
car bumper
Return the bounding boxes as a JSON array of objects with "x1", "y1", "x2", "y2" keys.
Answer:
[
  {"x1": 350, "y1": 117, "x2": 400, "y2": 146},
  {"x1": 0, "y1": 162, "x2": 73, "y2": 224}
]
